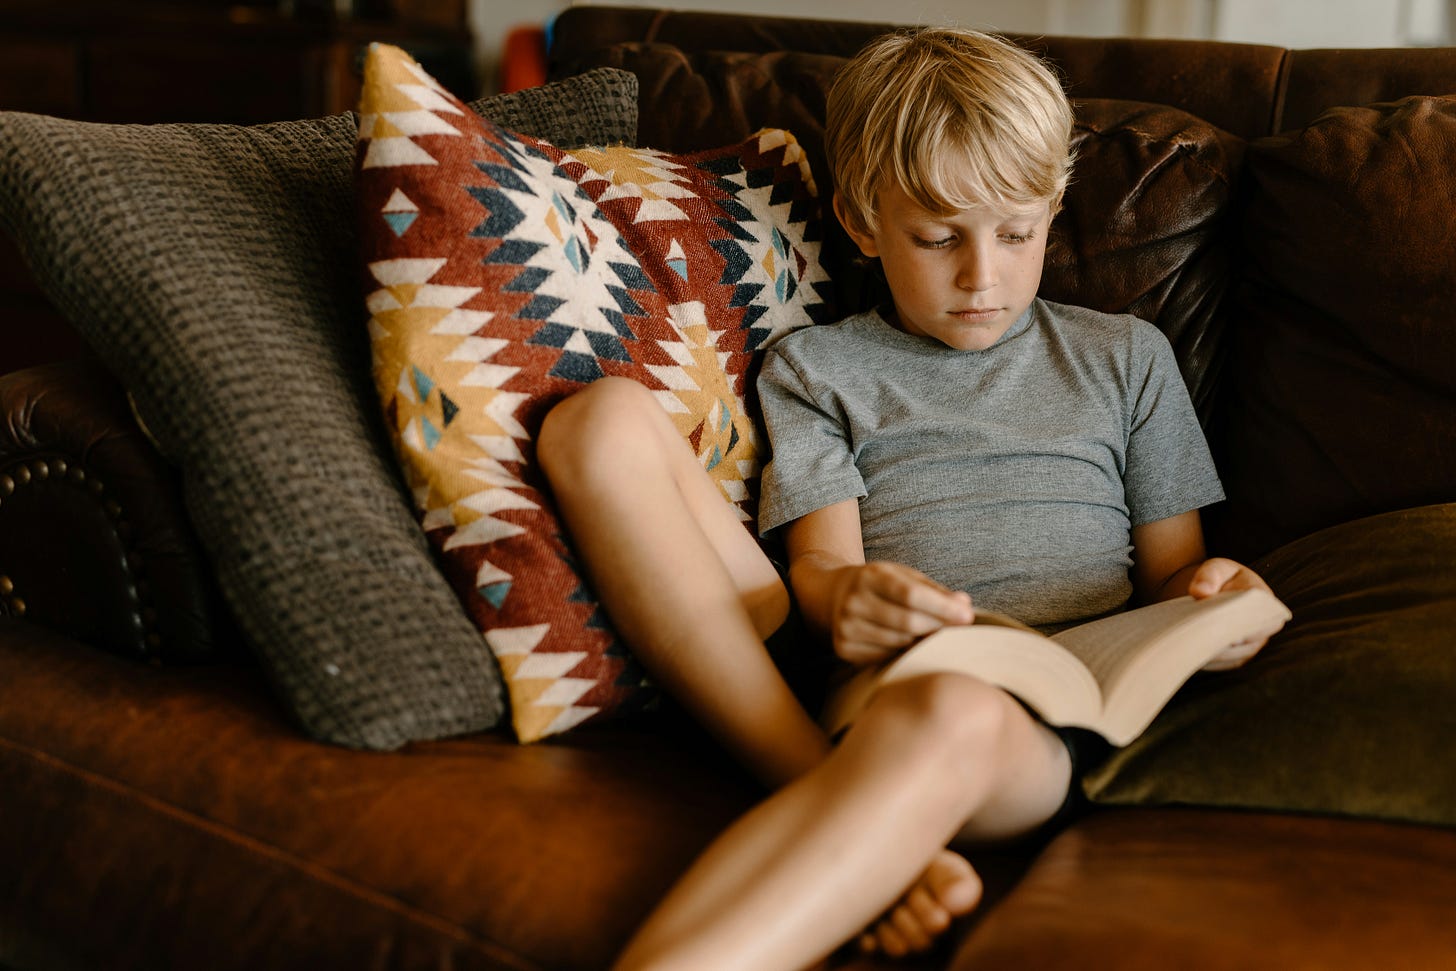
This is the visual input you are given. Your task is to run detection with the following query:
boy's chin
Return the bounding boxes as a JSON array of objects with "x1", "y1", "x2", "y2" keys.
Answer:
[
  {"x1": 936, "y1": 318, "x2": 1015, "y2": 351},
  {"x1": 889, "y1": 305, "x2": 1022, "y2": 351}
]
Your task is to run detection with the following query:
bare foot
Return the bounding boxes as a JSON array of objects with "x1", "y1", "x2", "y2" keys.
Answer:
[{"x1": 858, "y1": 849, "x2": 982, "y2": 957}]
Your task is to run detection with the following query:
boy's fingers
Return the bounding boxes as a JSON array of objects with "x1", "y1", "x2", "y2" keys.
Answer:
[
  {"x1": 847, "y1": 599, "x2": 955, "y2": 638},
  {"x1": 838, "y1": 601, "x2": 981, "y2": 664},
  {"x1": 905, "y1": 586, "x2": 975, "y2": 624},
  {"x1": 1189, "y1": 557, "x2": 1275, "y2": 599},
  {"x1": 840, "y1": 614, "x2": 920, "y2": 650},
  {"x1": 1227, "y1": 567, "x2": 1273, "y2": 593},
  {"x1": 835, "y1": 564, "x2": 973, "y2": 663},
  {"x1": 1188, "y1": 557, "x2": 1239, "y2": 596},
  {"x1": 865, "y1": 563, "x2": 974, "y2": 622}
]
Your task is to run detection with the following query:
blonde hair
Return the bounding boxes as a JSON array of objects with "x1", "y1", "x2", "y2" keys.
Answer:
[{"x1": 826, "y1": 27, "x2": 1075, "y2": 235}]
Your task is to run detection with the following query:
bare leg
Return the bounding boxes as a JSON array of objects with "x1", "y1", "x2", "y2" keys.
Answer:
[
  {"x1": 540, "y1": 379, "x2": 1040, "y2": 966},
  {"x1": 537, "y1": 377, "x2": 830, "y2": 786},
  {"x1": 611, "y1": 672, "x2": 1073, "y2": 971}
]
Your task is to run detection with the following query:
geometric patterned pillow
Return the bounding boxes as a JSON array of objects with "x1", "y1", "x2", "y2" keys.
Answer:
[{"x1": 355, "y1": 44, "x2": 834, "y2": 742}]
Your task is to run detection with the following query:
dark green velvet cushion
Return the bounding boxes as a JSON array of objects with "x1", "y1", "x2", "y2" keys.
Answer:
[{"x1": 1084, "y1": 503, "x2": 1456, "y2": 825}]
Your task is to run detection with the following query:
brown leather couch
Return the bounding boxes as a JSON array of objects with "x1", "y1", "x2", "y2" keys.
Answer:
[{"x1": 3, "y1": 7, "x2": 1456, "y2": 969}]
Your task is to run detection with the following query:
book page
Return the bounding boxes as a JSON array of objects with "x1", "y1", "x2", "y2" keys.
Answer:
[
  {"x1": 1050, "y1": 596, "x2": 1224, "y2": 690},
  {"x1": 969, "y1": 608, "x2": 1040, "y2": 634},
  {"x1": 823, "y1": 590, "x2": 1289, "y2": 746},
  {"x1": 1050, "y1": 589, "x2": 1290, "y2": 745}
]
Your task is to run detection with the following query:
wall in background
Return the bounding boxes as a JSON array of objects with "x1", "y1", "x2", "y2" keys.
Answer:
[
  {"x1": 469, "y1": 0, "x2": 564, "y2": 94},
  {"x1": 470, "y1": 0, "x2": 1453, "y2": 94},
  {"x1": 1213, "y1": 0, "x2": 1449, "y2": 46}
]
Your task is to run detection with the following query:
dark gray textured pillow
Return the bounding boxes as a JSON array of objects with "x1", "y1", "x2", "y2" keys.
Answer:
[{"x1": 0, "y1": 68, "x2": 639, "y2": 750}]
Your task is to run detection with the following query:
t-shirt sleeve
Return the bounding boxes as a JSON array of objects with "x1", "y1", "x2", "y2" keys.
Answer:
[
  {"x1": 1123, "y1": 324, "x2": 1225, "y2": 526},
  {"x1": 755, "y1": 343, "x2": 867, "y2": 536}
]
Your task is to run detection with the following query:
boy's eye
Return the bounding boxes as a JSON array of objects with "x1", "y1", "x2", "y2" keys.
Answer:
[
  {"x1": 914, "y1": 235, "x2": 955, "y2": 249},
  {"x1": 1000, "y1": 231, "x2": 1036, "y2": 244}
]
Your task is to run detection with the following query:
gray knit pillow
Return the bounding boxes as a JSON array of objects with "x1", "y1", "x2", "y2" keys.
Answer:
[{"x1": 0, "y1": 69, "x2": 639, "y2": 750}]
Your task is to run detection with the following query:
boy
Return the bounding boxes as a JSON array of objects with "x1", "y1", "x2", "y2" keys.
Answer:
[{"x1": 536, "y1": 26, "x2": 1280, "y2": 971}]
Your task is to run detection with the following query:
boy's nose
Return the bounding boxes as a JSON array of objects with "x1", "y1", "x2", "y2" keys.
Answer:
[{"x1": 956, "y1": 248, "x2": 997, "y2": 291}]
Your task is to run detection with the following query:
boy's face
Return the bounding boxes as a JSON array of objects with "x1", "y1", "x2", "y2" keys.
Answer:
[{"x1": 837, "y1": 184, "x2": 1051, "y2": 351}]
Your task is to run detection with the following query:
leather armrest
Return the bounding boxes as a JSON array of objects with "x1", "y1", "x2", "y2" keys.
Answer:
[{"x1": 0, "y1": 360, "x2": 220, "y2": 662}]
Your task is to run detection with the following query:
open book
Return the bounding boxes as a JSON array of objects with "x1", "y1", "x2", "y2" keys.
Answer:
[{"x1": 821, "y1": 588, "x2": 1292, "y2": 746}]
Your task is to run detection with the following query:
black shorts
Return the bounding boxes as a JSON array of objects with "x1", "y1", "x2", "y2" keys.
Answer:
[{"x1": 1041, "y1": 722, "x2": 1111, "y2": 834}]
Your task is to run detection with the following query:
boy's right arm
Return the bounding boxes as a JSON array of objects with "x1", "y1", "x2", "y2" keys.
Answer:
[{"x1": 785, "y1": 498, "x2": 976, "y2": 667}]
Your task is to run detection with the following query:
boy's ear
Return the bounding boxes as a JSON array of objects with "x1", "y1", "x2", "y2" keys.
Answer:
[{"x1": 832, "y1": 193, "x2": 880, "y2": 259}]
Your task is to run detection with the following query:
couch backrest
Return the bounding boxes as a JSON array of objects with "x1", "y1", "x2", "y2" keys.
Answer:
[
  {"x1": 551, "y1": 6, "x2": 1456, "y2": 136},
  {"x1": 550, "y1": 6, "x2": 1287, "y2": 140},
  {"x1": 1279, "y1": 47, "x2": 1456, "y2": 129}
]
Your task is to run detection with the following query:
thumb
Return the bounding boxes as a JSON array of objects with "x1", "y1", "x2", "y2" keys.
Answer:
[{"x1": 1187, "y1": 558, "x2": 1240, "y2": 598}]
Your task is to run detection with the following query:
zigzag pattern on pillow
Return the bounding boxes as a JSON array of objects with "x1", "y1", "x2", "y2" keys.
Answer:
[{"x1": 356, "y1": 43, "x2": 834, "y2": 741}]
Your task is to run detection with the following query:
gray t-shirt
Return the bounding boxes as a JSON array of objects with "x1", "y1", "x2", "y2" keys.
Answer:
[{"x1": 756, "y1": 299, "x2": 1224, "y2": 630}]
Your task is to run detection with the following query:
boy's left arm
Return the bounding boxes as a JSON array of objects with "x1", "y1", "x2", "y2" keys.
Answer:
[{"x1": 1130, "y1": 510, "x2": 1279, "y2": 670}]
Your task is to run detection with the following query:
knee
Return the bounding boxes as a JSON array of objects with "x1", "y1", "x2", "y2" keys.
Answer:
[
  {"x1": 870, "y1": 673, "x2": 1017, "y2": 768},
  {"x1": 537, "y1": 377, "x2": 659, "y2": 483}
]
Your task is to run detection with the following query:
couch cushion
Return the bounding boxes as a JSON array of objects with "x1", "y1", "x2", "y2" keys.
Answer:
[
  {"x1": 1041, "y1": 100, "x2": 1244, "y2": 418},
  {"x1": 356, "y1": 45, "x2": 833, "y2": 742},
  {"x1": 951, "y1": 807, "x2": 1456, "y2": 971},
  {"x1": 0, "y1": 68, "x2": 639, "y2": 749},
  {"x1": 1083, "y1": 503, "x2": 1456, "y2": 826},
  {"x1": 1212, "y1": 96, "x2": 1456, "y2": 560},
  {"x1": 0, "y1": 619, "x2": 756, "y2": 971}
]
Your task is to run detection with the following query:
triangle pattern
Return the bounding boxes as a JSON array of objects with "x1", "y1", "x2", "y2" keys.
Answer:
[{"x1": 357, "y1": 43, "x2": 834, "y2": 743}]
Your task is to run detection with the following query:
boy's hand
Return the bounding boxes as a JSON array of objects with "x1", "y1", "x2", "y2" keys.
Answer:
[
  {"x1": 1186, "y1": 558, "x2": 1280, "y2": 671},
  {"x1": 828, "y1": 562, "x2": 974, "y2": 666},
  {"x1": 1186, "y1": 557, "x2": 1270, "y2": 599}
]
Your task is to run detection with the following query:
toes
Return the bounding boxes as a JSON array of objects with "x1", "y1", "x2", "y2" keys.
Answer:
[
  {"x1": 892, "y1": 903, "x2": 937, "y2": 953},
  {"x1": 925, "y1": 852, "x2": 983, "y2": 915},
  {"x1": 905, "y1": 884, "x2": 952, "y2": 937},
  {"x1": 867, "y1": 889, "x2": 944, "y2": 957},
  {"x1": 859, "y1": 852, "x2": 983, "y2": 959},
  {"x1": 875, "y1": 920, "x2": 911, "y2": 958}
]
